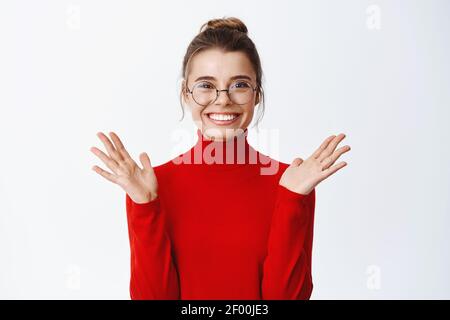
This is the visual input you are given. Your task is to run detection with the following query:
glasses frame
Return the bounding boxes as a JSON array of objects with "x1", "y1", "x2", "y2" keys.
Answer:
[{"x1": 186, "y1": 80, "x2": 258, "y2": 106}]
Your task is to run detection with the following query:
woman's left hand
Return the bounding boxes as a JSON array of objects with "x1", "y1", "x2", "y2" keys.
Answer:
[{"x1": 279, "y1": 133, "x2": 351, "y2": 195}]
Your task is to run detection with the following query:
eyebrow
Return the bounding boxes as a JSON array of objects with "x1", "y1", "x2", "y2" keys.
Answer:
[{"x1": 194, "y1": 75, "x2": 253, "y2": 82}]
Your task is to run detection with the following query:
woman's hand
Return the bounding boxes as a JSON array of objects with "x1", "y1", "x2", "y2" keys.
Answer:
[
  {"x1": 279, "y1": 133, "x2": 351, "y2": 195},
  {"x1": 90, "y1": 131, "x2": 158, "y2": 204}
]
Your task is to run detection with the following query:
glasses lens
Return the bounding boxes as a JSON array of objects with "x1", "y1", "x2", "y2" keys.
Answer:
[
  {"x1": 192, "y1": 82, "x2": 216, "y2": 106},
  {"x1": 229, "y1": 81, "x2": 254, "y2": 105},
  {"x1": 191, "y1": 80, "x2": 255, "y2": 106}
]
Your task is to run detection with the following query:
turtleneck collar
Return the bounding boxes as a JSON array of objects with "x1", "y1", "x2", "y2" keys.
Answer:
[
  {"x1": 188, "y1": 128, "x2": 257, "y2": 166},
  {"x1": 170, "y1": 128, "x2": 280, "y2": 174}
]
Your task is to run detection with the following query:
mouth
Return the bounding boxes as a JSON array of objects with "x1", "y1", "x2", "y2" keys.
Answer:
[{"x1": 204, "y1": 112, "x2": 241, "y2": 126}]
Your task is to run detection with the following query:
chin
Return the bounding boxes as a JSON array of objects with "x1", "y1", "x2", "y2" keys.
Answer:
[{"x1": 203, "y1": 126, "x2": 247, "y2": 141}]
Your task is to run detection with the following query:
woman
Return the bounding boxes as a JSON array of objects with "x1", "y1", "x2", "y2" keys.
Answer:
[{"x1": 90, "y1": 17, "x2": 351, "y2": 300}]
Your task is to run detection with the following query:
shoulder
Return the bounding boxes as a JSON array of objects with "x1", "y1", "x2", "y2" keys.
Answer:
[
  {"x1": 151, "y1": 156, "x2": 178, "y2": 179},
  {"x1": 151, "y1": 151, "x2": 193, "y2": 183},
  {"x1": 254, "y1": 149, "x2": 291, "y2": 179}
]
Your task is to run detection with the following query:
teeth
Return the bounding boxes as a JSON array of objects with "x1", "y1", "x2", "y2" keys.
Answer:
[{"x1": 208, "y1": 113, "x2": 238, "y2": 121}]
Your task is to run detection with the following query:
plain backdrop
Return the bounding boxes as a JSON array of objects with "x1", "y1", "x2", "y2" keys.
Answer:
[{"x1": 0, "y1": 0, "x2": 449, "y2": 299}]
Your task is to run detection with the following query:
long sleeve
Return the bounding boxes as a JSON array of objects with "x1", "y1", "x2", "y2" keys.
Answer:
[
  {"x1": 261, "y1": 184, "x2": 316, "y2": 300},
  {"x1": 125, "y1": 193, "x2": 180, "y2": 300}
]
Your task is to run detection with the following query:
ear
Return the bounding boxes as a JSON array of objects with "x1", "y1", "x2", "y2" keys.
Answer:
[
  {"x1": 181, "y1": 80, "x2": 188, "y2": 102},
  {"x1": 254, "y1": 90, "x2": 260, "y2": 106}
]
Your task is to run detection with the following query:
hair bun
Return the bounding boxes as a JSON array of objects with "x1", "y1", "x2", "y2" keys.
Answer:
[{"x1": 200, "y1": 17, "x2": 248, "y2": 34}]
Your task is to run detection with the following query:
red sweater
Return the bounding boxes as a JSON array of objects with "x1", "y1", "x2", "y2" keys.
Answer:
[{"x1": 125, "y1": 128, "x2": 316, "y2": 300}]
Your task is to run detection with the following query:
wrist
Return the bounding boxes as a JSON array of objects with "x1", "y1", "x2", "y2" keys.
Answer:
[
  {"x1": 278, "y1": 182, "x2": 312, "y2": 196},
  {"x1": 133, "y1": 192, "x2": 158, "y2": 204}
]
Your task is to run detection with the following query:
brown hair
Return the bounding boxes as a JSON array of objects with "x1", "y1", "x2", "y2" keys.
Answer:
[{"x1": 179, "y1": 16, "x2": 265, "y2": 129}]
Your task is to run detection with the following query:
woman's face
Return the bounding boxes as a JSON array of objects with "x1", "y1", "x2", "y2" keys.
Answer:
[{"x1": 183, "y1": 48, "x2": 259, "y2": 141}]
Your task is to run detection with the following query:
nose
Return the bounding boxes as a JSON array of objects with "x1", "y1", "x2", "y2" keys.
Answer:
[{"x1": 214, "y1": 89, "x2": 232, "y2": 106}]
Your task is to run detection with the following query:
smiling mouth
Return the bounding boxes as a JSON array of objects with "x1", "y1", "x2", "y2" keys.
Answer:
[{"x1": 204, "y1": 112, "x2": 241, "y2": 125}]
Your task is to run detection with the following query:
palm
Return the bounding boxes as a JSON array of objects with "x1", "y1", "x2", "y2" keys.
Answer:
[
  {"x1": 118, "y1": 163, "x2": 158, "y2": 200},
  {"x1": 280, "y1": 133, "x2": 351, "y2": 195},
  {"x1": 90, "y1": 131, "x2": 158, "y2": 204}
]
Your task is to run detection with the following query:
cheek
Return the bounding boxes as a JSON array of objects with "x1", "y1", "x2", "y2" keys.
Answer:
[
  {"x1": 190, "y1": 105, "x2": 206, "y2": 120},
  {"x1": 241, "y1": 104, "x2": 255, "y2": 118}
]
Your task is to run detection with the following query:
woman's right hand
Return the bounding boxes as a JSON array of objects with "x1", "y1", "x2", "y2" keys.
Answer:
[{"x1": 90, "y1": 131, "x2": 158, "y2": 204}]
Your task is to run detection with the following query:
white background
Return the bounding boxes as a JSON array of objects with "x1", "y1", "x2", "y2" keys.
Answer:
[{"x1": 0, "y1": 0, "x2": 449, "y2": 299}]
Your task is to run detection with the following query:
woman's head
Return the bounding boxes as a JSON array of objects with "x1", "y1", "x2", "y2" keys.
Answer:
[{"x1": 180, "y1": 17, "x2": 265, "y2": 141}]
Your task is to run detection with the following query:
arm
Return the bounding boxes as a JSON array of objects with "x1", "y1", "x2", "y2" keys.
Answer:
[
  {"x1": 261, "y1": 133, "x2": 350, "y2": 299},
  {"x1": 261, "y1": 184, "x2": 316, "y2": 300},
  {"x1": 126, "y1": 193, "x2": 180, "y2": 300}
]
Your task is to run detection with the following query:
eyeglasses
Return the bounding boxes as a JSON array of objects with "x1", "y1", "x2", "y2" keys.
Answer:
[{"x1": 186, "y1": 80, "x2": 258, "y2": 106}]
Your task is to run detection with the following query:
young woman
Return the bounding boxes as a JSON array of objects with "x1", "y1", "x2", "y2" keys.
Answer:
[{"x1": 90, "y1": 17, "x2": 351, "y2": 300}]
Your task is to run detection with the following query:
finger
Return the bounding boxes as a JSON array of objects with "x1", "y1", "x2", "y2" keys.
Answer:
[
  {"x1": 291, "y1": 157, "x2": 303, "y2": 167},
  {"x1": 97, "y1": 132, "x2": 123, "y2": 162},
  {"x1": 90, "y1": 146, "x2": 120, "y2": 173},
  {"x1": 317, "y1": 133, "x2": 346, "y2": 162},
  {"x1": 109, "y1": 131, "x2": 133, "y2": 161},
  {"x1": 311, "y1": 135, "x2": 336, "y2": 159},
  {"x1": 320, "y1": 145, "x2": 351, "y2": 170},
  {"x1": 319, "y1": 161, "x2": 347, "y2": 181},
  {"x1": 139, "y1": 152, "x2": 153, "y2": 171},
  {"x1": 91, "y1": 165, "x2": 118, "y2": 184}
]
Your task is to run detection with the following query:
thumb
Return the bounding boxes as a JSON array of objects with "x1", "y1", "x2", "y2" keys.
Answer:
[
  {"x1": 291, "y1": 157, "x2": 303, "y2": 167},
  {"x1": 139, "y1": 152, "x2": 152, "y2": 170}
]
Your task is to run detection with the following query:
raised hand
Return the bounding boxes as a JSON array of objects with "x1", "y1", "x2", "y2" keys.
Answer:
[
  {"x1": 279, "y1": 133, "x2": 351, "y2": 195},
  {"x1": 90, "y1": 131, "x2": 158, "y2": 204}
]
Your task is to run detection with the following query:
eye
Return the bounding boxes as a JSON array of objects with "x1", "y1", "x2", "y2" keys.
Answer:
[
  {"x1": 234, "y1": 81, "x2": 251, "y2": 88},
  {"x1": 196, "y1": 82, "x2": 214, "y2": 89}
]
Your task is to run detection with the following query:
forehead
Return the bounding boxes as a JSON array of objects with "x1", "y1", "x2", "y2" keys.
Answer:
[{"x1": 188, "y1": 49, "x2": 255, "y2": 82}]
